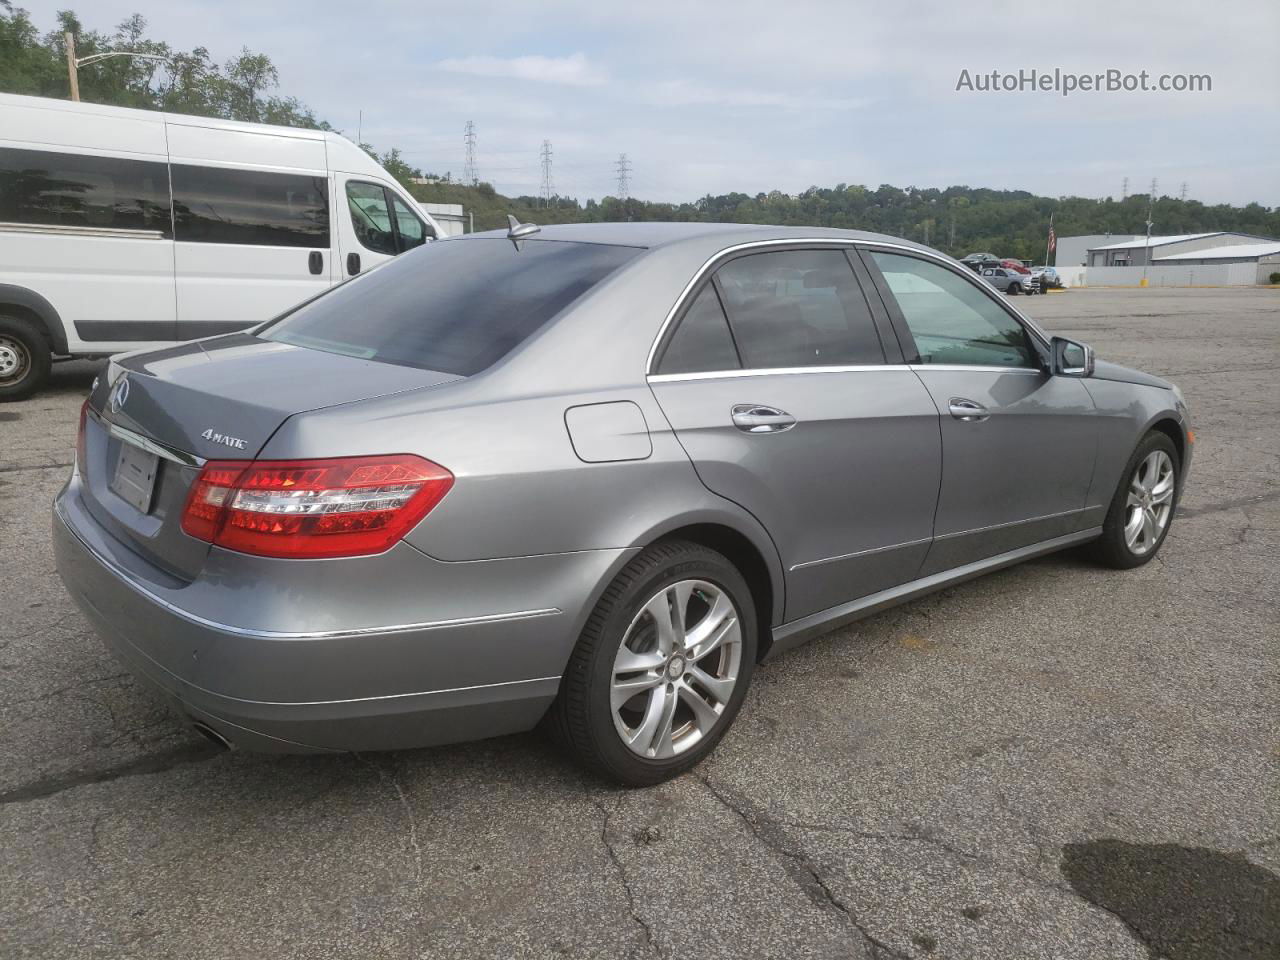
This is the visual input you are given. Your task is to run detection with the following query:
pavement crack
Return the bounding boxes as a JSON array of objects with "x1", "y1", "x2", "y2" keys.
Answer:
[
  {"x1": 0, "y1": 742, "x2": 224, "y2": 805},
  {"x1": 357, "y1": 754, "x2": 423, "y2": 884},
  {"x1": 591, "y1": 794, "x2": 662, "y2": 958},
  {"x1": 696, "y1": 774, "x2": 910, "y2": 959}
]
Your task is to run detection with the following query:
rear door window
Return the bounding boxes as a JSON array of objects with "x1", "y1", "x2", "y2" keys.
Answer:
[
  {"x1": 0, "y1": 146, "x2": 171, "y2": 234},
  {"x1": 171, "y1": 164, "x2": 329, "y2": 247},
  {"x1": 261, "y1": 238, "x2": 640, "y2": 376},
  {"x1": 657, "y1": 284, "x2": 740, "y2": 374},
  {"x1": 714, "y1": 249, "x2": 885, "y2": 369}
]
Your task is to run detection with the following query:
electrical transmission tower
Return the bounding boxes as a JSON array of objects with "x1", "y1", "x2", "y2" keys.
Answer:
[
  {"x1": 1179, "y1": 181, "x2": 1188, "y2": 201},
  {"x1": 1122, "y1": 177, "x2": 1129, "y2": 200},
  {"x1": 463, "y1": 121, "x2": 478, "y2": 186},
  {"x1": 1149, "y1": 177, "x2": 1159, "y2": 200},
  {"x1": 615, "y1": 154, "x2": 631, "y2": 199},
  {"x1": 540, "y1": 140, "x2": 554, "y2": 206}
]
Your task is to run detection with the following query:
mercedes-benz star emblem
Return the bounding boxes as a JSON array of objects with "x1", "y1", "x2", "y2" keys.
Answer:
[{"x1": 109, "y1": 376, "x2": 130, "y2": 414}]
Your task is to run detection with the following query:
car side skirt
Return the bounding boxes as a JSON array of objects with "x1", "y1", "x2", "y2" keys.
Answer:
[{"x1": 765, "y1": 527, "x2": 1103, "y2": 659}]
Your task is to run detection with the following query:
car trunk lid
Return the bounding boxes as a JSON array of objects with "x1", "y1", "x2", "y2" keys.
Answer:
[{"x1": 80, "y1": 333, "x2": 461, "y2": 581}]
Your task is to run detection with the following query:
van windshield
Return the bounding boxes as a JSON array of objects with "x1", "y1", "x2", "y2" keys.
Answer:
[{"x1": 260, "y1": 238, "x2": 640, "y2": 376}]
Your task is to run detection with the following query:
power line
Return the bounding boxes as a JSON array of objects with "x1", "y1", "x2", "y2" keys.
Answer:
[
  {"x1": 540, "y1": 140, "x2": 554, "y2": 206},
  {"x1": 615, "y1": 153, "x2": 631, "y2": 199},
  {"x1": 463, "y1": 120, "x2": 478, "y2": 187}
]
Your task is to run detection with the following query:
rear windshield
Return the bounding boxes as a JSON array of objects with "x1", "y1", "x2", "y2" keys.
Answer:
[{"x1": 260, "y1": 238, "x2": 640, "y2": 376}]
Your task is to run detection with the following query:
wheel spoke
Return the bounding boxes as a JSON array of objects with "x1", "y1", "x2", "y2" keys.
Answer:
[
  {"x1": 611, "y1": 671, "x2": 663, "y2": 712},
  {"x1": 1124, "y1": 508, "x2": 1143, "y2": 547},
  {"x1": 1140, "y1": 453, "x2": 1160, "y2": 491},
  {"x1": 687, "y1": 664, "x2": 735, "y2": 704},
  {"x1": 614, "y1": 648, "x2": 665, "y2": 675},
  {"x1": 683, "y1": 589, "x2": 734, "y2": 653},
  {"x1": 1141, "y1": 507, "x2": 1157, "y2": 545},
  {"x1": 678, "y1": 683, "x2": 721, "y2": 732},
  {"x1": 642, "y1": 591, "x2": 680, "y2": 656},
  {"x1": 626, "y1": 684, "x2": 672, "y2": 756},
  {"x1": 651, "y1": 686, "x2": 680, "y2": 758}
]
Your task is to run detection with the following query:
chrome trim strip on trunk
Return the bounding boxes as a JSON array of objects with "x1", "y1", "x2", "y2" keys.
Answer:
[
  {"x1": 0, "y1": 221, "x2": 167, "y2": 240},
  {"x1": 90, "y1": 408, "x2": 207, "y2": 467},
  {"x1": 56, "y1": 501, "x2": 562, "y2": 640}
]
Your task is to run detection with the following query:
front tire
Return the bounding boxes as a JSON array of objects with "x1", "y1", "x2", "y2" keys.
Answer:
[
  {"x1": 0, "y1": 315, "x2": 51, "y2": 402},
  {"x1": 1092, "y1": 431, "x2": 1180, "y2": 569},
  {"x1": 1008, "y1": 283, "x2": 1021, "y2": 296},
  {"x1": 549, "y1": 540, "x2": 758, "y2": 786}
]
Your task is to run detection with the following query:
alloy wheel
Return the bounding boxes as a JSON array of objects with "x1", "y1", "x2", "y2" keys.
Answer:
[
  {"x1": 1124, "y1": 449, "x2": 1175, "y2": 555},
  {"x1": 611, "y1": 579, "x2": 743, "y2": 759}
]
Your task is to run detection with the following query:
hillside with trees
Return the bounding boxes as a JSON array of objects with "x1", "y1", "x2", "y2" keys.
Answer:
[{"x1": 3, "y1": 5, "x2": 1277, "y2": 260}]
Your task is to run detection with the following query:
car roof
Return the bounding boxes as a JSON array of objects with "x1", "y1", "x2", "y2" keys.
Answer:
[{"x1": 460, "y1": 220, "x2": 939, "y2": 253}]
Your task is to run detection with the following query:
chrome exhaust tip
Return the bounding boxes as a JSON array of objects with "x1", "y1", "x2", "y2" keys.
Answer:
[{"x1": 191, "y1": 721, "x2": 233, "y2": 751}]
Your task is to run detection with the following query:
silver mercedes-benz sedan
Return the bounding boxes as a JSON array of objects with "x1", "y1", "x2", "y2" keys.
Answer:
[{"x1": 53, "y1": 222, "x2": 1192, "y2": 786}]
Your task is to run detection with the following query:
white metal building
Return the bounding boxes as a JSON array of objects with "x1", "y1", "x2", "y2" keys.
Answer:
[
  {"x1": 1154, "y1": 241, "x2": 1280, "y2": 284},
  {"x1": 1085, "y1": 232, "x2": 1271, "y2": 267}
]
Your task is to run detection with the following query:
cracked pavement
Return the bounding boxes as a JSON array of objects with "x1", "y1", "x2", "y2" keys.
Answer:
[{"x1": 1, "y1": 288, "x2": 1277, "y2": 958}]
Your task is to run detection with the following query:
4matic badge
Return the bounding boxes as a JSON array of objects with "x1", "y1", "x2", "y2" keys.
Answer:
[{"x1": 201, "y1": 429, "x2": 248, "y2": 450}]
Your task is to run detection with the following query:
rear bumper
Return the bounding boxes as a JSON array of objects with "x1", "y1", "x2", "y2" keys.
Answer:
[{"x1": 53, "y1": 476, "x2": 629, "y2": 753}]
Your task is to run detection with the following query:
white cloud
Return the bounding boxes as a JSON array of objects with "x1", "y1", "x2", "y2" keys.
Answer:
[
  {"x1": 435, "y1": 52, "x2": 606, "y2": 87},
  {"x1": 647, "y1": 79, "x2": 869, "y2": 112}
]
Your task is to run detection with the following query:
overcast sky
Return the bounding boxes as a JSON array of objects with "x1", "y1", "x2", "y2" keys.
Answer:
[{"x1": 27, "y1": 0, "x2": 1280, "y2": 205}]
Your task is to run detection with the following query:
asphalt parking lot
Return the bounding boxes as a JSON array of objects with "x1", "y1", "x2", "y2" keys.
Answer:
[{"x1": 2, "y1": 287, "x2": 1277, "y2": 959}]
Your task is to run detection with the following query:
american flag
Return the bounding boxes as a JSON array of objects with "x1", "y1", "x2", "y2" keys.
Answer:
[{"x1": 1048, "y1": 222, "x2": 1056, "y2": 252}]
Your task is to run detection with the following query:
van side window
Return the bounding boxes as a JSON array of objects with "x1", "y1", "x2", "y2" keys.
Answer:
[
  {"x1": 346, "y1": 182, "x2": 397, "y2": 254},
  {"x1": 0, "y1": 147, "x2": 171, "y2": 235},
  {"x1": 391, "y1": 195, "x2": 431, "y2": 250},
  {"x1": 171, "y1": 164, "x2": 329, "y2": 248}
]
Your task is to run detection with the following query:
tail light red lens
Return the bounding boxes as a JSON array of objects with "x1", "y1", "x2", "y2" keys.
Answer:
[
  {"x1": 181, "y1": 454, "x2": 453, "y2": 559},
  {"x1": 75, "y1": 399, "x2": 89, "y2": 478}
]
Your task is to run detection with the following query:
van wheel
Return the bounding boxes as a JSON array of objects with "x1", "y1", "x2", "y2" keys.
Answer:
[
  {"x1": 0, "y1": 316, "x2": 51, "y2": 402},
  {"x1": 548, "y1": 540, "x2": 757, "y2": 786}
]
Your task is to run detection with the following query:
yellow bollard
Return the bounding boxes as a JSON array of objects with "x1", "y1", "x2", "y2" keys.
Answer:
[{"x1": 1139, "y1": 277, "x2": 1149, "y2": 287}]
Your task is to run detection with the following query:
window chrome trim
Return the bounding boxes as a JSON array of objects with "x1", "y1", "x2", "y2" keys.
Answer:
[
  {"x1": 0, "y1": 221, "x2": 167, "y2": 240},
  {"x1": 89, "y1": 408, "x2": 206, "y2": 467},
  {"x1": 644, "y1": 236, "x2": 1050, "y2": 377},
  {"x1": 650, "y1": 364, "x2": 911, "y2": 383},
  {"x1": 908, "y1": 364, "x2": 1044, "y2": 375}
]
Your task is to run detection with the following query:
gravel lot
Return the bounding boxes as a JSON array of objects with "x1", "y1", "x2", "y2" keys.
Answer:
[{"x1": 2, "y1": 287, "x2": 1277, "y2": 959}]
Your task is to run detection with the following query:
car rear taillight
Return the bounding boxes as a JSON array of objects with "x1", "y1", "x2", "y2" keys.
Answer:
[
  {"x1": 75, "y1": 399, "x2": 89, "y2": 479},
  {"x1": 180, "y1": 454, "x2": 453, "y2": 559}
]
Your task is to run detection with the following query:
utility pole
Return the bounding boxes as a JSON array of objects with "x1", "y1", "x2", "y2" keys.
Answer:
[
  {"x1": 1141, "y1": 186, "x2": 1155, "y2": 287},
  {"x1": 615, "y1": 154, "x2": 631, "y2": 199},
  {"x1": 65, "y1": 32, "x2": 80, "y2": 101},
  {"x1": 64, "y1": 31, "x2": 168, "y2": 103},
  {"x1": 539, "y1": 140, "x2": 554, "y2": 207},
  {"x1": 463, "y1": 121, "x2": 478, "y2": 187},
  {"x1": 922, "y1": 219, "x2": 930, "y2": 246}
]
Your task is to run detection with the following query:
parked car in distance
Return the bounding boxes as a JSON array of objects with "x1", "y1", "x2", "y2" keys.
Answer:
[
  {"x1": 1032, "y1": 265, "x2": 1063, "y2": 289},
  {"x1": 999, "y1": 259, "x2": 1032, "y2": 275},
  {"x1": 0, "y1": 92, "x2": 442, "y2": 400},
  {"x1": 981, "y1": 265, "x2": 1036, "y2": 294},
  {"x1": 54, "y1": 221, "x2": 1192, "y2": 786},
  {"x1": 961, "y1": 251, "x2": 1000, "y2": 272}
]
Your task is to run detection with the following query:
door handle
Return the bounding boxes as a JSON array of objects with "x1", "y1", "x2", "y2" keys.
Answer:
[
  {"x1": 347, "y1": 252, "x2": 361, "y2": 276},
  {"x1": 731, "y1": 404, "x2": 796, "y2": 433},
  {"x1": 948, "y1": 398, "x2": 989, "y2": 422},
  {"x1": 308, "y1": 251, "x2": 323, "y2": 275}
]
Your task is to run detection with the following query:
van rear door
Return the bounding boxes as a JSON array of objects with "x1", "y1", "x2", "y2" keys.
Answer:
[{"x1": 167, "y1": 122, "x2": 335, "y2": 340}]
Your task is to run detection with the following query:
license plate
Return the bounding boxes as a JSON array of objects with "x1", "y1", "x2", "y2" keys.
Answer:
[{"x1": 110, "y1": 441, "x2": 159, "y2": 514}]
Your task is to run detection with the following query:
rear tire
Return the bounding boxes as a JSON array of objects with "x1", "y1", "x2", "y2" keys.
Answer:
[
  {"x1": 0, "y1": 315, "x2": 51, "y2": 402},
  {"x1": 548, "y1": 540, "x2": 758, "y2": 786},
  {"x1": 1091, "y1": 431, "x2": 1180, "y2": 569},
  {"x1": 1008, "y1": 283, "x2": 1021, "y2": 296}
]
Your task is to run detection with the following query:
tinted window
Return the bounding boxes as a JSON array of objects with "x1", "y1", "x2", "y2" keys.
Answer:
[
  {"x1": 714, "y1": 250, "x2": 884, "y2": 369},
  {"x1": 658, "y1": 284, "x2": 740, "y2": 374},
  {"x1": 346, "y1": 181, "x2": 396, "y2": 254},
  {"x1": 172, "y1": 164, "x2": 329, "y2": 247},
  {"x1": 262, "y1": 238, "x2": 639, "y2": 376},
  {"x1": 870, "y1": 252, "x2": 1036, "y2": 368},
  {"x1": 0, "y1": 146, "x2": 170, "y2": 234},
  {"x1": 392, "y1": 195, "x2": 431, "y2": 250}
]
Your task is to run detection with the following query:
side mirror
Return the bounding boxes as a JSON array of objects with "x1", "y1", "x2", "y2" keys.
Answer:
[{"x1": 1051, "y1": 336, "x2": 1094, "y2": 377}]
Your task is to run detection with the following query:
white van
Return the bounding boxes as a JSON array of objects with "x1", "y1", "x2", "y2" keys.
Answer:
[{"x1": 0, "y1": 92, "x2": 443, "y2": 399}]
